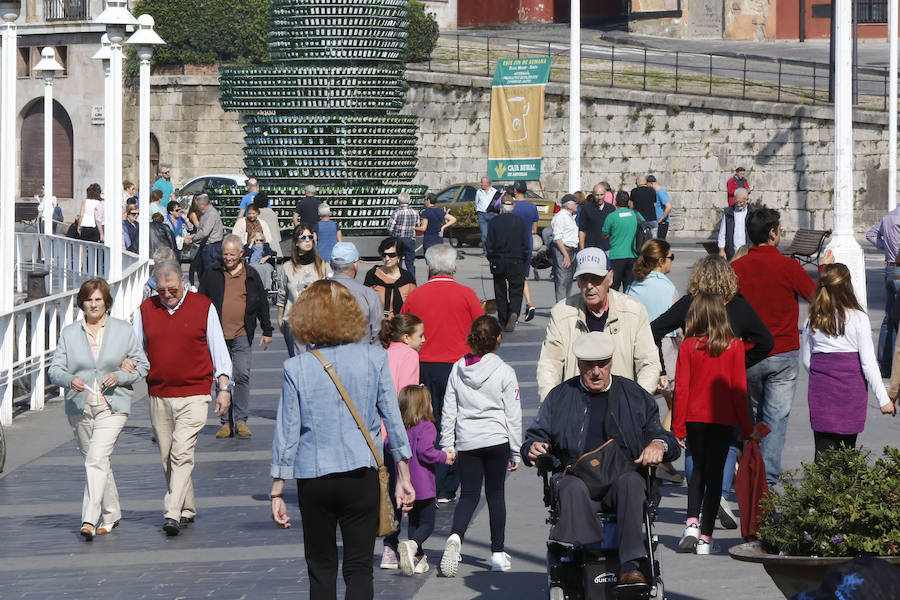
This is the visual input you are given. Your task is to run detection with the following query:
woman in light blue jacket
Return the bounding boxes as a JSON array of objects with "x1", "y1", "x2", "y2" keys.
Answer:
[{"x1": 48, "y1": 278, "x2": 149, "y2": 541}]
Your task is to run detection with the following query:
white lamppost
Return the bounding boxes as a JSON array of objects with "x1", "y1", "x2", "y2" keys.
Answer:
[
  {"x1": 32, "y1": 47, "x2": 63, "y2": 239},
  {"x1": 126, "y1": 14, "x2": 165, "y2": 263},
  {"x1": 568, "y1": 0, "x2": 580, "y2": 193},
  {"x1": 889, "y1": 0, "x2": 897, "y2": 212},
  {"x1": 91, "y1": 34, "x2": 112, "y2": 279},
  {"x1": 95, "y1": 0, "x2": 137, "y2": 282},
  {"x1": 828, "y1": 0, "x2": 867, "y2": 309},
  {"x1": 0, "y1": 1, "x2": 20, "y2": 315}
]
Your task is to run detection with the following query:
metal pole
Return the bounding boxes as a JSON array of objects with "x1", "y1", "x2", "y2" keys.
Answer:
[
  {"x1": 0, "y1": 15, "x2": 17, "y2": 314},
  {"x1": 138, "y1": 50, "x2": 151, "y2": 260},
  {"x1": 889, "y1": 0, "x2": 897, "y2": 210},
  {"x1": 828, "y1": 0, "x2": 867, "y2": 309},
  {"x1": 107, "y1": 40, "x2": 123, "y2": 281},
  {"x1": 42, "y1": 74, "x2": 53, "y2": 237},
  {"x1": 101, "y1": 52, "x2": 113, "y2": 273},
  {"x1": 568, "y1": 0, "x2": 580, "y2": 193}
]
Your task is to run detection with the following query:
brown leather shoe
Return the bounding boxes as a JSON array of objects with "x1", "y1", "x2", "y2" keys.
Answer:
[
  {"x1": 96, "y1": 521, "x2": 119, "y2": 535},
  {"x1": 235, "y1": 421, "x2": 252, "y2": 438},
  {"x1": 215, "y1": 423, "x2": 232, "y2": 438},
  {"x1": 619, "y1": 570, "x2": 647, "y2": 585},
  {"x1": 80, "y1": 523, "x2": 95, "y2": 541}
]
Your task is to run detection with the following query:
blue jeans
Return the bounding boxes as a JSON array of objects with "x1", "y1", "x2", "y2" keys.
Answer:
[
  {"x1": 877, "y1": 266, "x2": 900, "y2": 376},
  {"x1": 477, "y1": 211, "x2": 495, "y2": 252},
  {"x1": 684, "y1": 442, "x2": 739, "y2": 500},
  {"x1": 746, "y1": 354, "x2": 798, "y2": 485},
  {"x1": 281, "y1": 321, "x2": 298, "y2": 358},
  {"x1": 400, "y1": 236, "x2": 416, "y2": 280}
]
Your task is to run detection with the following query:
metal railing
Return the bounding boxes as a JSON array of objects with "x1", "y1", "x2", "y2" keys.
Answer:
[
  {"x1": 414, "y1": 34, "x2": 892, "y2": 112},
  {"x1": 0, "y1": 234, "x2": 149, "y2": 426},
  {"x1": 43, "y1": 0, "x2": 90, "y2": 22}
]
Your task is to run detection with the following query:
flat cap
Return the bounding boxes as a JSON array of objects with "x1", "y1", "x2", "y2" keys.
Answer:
[{"x1": 572, "y1": 331, "x2": 615, "y2": 361}]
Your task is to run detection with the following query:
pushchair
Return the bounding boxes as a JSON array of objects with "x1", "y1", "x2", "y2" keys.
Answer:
[{"x1": 536, "y1": 454, "x2": 666, "y2": 600}]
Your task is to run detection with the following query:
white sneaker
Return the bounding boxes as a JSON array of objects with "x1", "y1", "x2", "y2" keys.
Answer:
[
  {"x1": 718, "y1": 496, "x2": 738, "y2": 530},
  {"x1": 380, "y1": 546, "x2": 399, "y2": 570},
  {"x1": 678, "y1": 523, "x2": 700, "y2": 552},
  {"x1": 398, "y1": 540, "x2": 417, "y2": 576},
  {"x1": 440, "y1": 534, "x2": 461, "y2": 577},
  {"x1": 414, "y1": 553, "x2": 430, "y2": 574},
  {"x1": 695, "y1": 539, "x2": 720, "y2": 555},
  {"x1": 490, "y1": 551, "x2": 512, "y2": 572}
]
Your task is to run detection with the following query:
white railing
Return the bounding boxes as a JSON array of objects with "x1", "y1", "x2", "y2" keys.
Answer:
[{"x1": 0, "y1": 233, "x2": 150, "y2": 426}]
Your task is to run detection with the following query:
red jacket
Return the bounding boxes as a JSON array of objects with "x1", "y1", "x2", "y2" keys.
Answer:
[
  {"x1": 673, "y1": 337, "x2": 752, "y2": 439},
  {"x1": 731, "y1": 245, "x2": 816, "y2": 356},
  {"x1": 400, "y1": 276, "x2": 483, "y2": 364},
  {"x1": 726, "y1": 176, "x2": 750, "y2": 206}
]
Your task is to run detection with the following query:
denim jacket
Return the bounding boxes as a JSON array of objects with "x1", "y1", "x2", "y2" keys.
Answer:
[{"x1": 271, "y1": 343, "x2": 412, "y2": 479}]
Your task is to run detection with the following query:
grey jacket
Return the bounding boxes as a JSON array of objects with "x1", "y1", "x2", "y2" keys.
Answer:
[
  {"x1": 193, "y1": 205, "x2": 224, "y2": 246},
  {"x1": 48, "y1": 317, "x2": 150, "y2": 415},
  {"x1": 330, "y1": 272, "x2": 384, "y2": 345}
]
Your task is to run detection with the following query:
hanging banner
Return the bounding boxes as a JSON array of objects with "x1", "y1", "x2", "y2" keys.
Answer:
[{"x1": 488, "y1": 56, "x2": 552, "y2": 182}]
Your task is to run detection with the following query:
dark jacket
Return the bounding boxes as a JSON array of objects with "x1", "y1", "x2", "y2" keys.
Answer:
[
  {"x1": 521, "y1": 375, "x2": 679, "y2": 473},
  {"x1": 720, "y1": 204, "x2": 756, "y2": 259},
  {"x1": 198, "y1": 262, "x2": 274, "y2": 343},
  {"x1": 651, "y1": 293, "x2": 774, "y2": 375},
  {"x1": 485, "y1": 212, "x2": 529, "y2": 263},
  {"x1": 149, "y1": 220, "x2": 176, "y2": 255}
]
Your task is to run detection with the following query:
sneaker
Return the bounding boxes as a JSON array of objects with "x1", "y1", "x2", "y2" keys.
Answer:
[
  {"x1": 490, "y1": 551, "x2": 512, "y2": 572},
  {"x1": 524, "y1": 304, "x2": 536, "y2": 322},
  {"x1": 235, "y1": 421, "x2": 252, "y2": 438},
  {"x1": 414, "y1": 554, "x2": 430, "y2": 574},
  {"x1": 440, "y1": 534, "x2": 461, "y2": 577},
  {"x1": 436, "y1": 496, "x2": 455, "y2": 505},
  {"x1": 678, "y1": 523, "x2": 700, "y2": 552},
  {"x1": 695, "y1": 539, "x2": 720, "y2": 555},
  {"x1": 717, "y1": 496, "x2": 738, "y2": 530},
  {"x1": 215, "y1": 423, "x2": 232, "y2": 438},
  {"x1": 398, "y1": 540, "x2": 417, "y2": 576},
  {"x1": 380, "y1": 546, "x2": 399, "y2": 570}
]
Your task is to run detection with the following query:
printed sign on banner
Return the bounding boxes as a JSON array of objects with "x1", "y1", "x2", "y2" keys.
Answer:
[{"x1": 488, "y1": 57, "x2": 552, "y2": 182}]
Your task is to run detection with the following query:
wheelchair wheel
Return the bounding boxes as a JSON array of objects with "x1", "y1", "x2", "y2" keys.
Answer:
[{"x1": 0, "y1": 421, "x2": 6, "y2": 473}]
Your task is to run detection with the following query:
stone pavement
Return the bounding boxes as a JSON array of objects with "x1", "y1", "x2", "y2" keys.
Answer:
[{"x1": 1, "y1": 239, "x2": 899, "y2": 599}]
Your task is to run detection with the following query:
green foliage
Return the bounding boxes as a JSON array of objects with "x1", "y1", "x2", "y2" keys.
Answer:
[
  {"x1": 759, "y1": 446, "x2": 900, "y2": 557},
  {"x1": 448, "y1": 201, "x2": 477, "y2": 227},
  {"x1": 129, "y1": 0, "x2": 270, "y2": 67},
  {"x1": 404, "y1": 0, "x2": 439, "y2": 63}
]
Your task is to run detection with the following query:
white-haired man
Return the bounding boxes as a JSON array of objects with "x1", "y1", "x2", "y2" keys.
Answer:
[
  {"x1": 292, "y1": 184, "x2": 320, "y2": 229},
  {"x1": 387, "y1": 191, "x2": 421, "y2": 279}
]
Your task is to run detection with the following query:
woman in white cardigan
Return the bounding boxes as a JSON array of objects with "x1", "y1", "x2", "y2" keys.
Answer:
[
  {"x1": 231, "y1": 204, "x2": 279, "y2": 256},
  {"x1": 48, "y1": 278, "x2": 149, "y2": 540}
]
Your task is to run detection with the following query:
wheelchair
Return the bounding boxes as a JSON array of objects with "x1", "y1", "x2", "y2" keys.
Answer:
[{"x1": 536, "y1": 454, "x2": 666, "y2": 600}]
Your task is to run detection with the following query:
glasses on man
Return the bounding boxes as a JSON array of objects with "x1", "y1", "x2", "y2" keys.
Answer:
[
  {"x1": 382, "y1": 251, "x2": 398, "y2": 258},
  {"x1": 128, "y1": 211, "x2": 138, "y2": 216},
  {"x1": 296, "y1": 234, "x2": 314, "y2": 241},
  {"x1": 158, "y1": 287, "x2": 179, "y2": 296}
]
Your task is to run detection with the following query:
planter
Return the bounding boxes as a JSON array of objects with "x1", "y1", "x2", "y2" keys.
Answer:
[
  {"x1": 729, "y1": 542, "x2": 900, "y2": 598},
  {"x1": 445, "y1": 225, "x2": 481, "y2": 248}
]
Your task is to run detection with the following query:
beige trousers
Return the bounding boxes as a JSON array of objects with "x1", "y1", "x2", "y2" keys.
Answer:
[
  {"x1": 68, "y1": 404, "x2": 128, "y2": 525},
  {"x1": 149, "y1": 394, "x2": 210, "y2": 521}
]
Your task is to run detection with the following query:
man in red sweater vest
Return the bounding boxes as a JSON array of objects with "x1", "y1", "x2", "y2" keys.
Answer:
[
  {"x1": 400, "y1": 244, "x2": 483, "y2": 502},
  {"x1": 731, "y1": 207, "x2": 832, "y2": 485},
  {"x1": 133, "y1": 260, "x2": 233, "y2": 536}
]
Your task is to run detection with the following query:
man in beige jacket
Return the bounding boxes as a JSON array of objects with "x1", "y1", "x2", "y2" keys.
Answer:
[{"x1": 537, "y1": 248, "x2": 661, "y2": 400}]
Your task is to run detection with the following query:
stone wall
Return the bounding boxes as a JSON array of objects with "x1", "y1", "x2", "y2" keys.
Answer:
[{"x1": 120, "y1": 70, "x2": 893, "y2": 238}]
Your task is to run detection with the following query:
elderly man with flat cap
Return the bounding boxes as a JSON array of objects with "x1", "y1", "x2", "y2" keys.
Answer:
[{"x1": 522, "y1": 331, "x2": 679, "y2": 588}]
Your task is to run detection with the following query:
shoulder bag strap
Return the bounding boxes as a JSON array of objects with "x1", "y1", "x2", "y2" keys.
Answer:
[{"x1": 310, "y1": 349, "x2": 384, "y2": 469}]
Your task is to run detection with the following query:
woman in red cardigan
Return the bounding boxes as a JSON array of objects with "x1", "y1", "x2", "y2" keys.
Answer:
[{"x1": 674, "y1": 293, "x2": 755, "y2": 555}]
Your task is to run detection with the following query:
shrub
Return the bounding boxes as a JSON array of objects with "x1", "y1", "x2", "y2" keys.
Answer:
[
  {"x1": 758, "y1": 446, "x2": 900, "y2": 557},
  {"x1": 448, "y1": 202, "x2": 477, "y2": 227},
  {"x1": 404, "y1": 0, "x2": 439, "y2": 63}
]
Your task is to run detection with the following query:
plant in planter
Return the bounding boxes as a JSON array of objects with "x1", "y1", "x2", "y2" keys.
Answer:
[{"x1": 445, "y1": 203, "x2": 481, "y2": 247}]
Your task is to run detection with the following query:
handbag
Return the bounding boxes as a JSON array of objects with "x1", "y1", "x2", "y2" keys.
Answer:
[
  {"x1": 566, "y1": 438, "x2": 635, "y2": 501},
  {"x1": 310, "y1": 349, "x2": 399, "y2": 537}
]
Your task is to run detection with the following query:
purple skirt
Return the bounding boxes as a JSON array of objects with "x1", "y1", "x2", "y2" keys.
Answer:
[{"x1": 808, "y1": 352, "x2": 868, "y2": 435}]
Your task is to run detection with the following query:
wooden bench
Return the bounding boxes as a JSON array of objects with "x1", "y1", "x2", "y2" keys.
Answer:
[
  {"x1": 15, "y1": 202, "x2": 39, "y2": 232},
  {"x1": 784, "y1": 228, "x2": 831, "y2": 266}
]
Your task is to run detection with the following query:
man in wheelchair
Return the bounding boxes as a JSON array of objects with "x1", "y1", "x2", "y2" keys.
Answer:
[{"x1": 521, "y1": 331, "x2": 679, "y2": 595}]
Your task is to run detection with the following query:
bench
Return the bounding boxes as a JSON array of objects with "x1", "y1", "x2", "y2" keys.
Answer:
[
  {"x1": 15, "y1": 202, "x2": 39, "y2": 232},
  {"x1": 784, "y1": 228, "x2": 831, "y2": 266}
]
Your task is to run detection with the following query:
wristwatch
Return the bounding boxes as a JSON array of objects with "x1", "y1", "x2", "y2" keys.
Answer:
[
  {"x1": 652, "y1": 438, "x2": 669, "y2": 453},
  {"x1": 217, "y1": 382, "x2": 234, "y2": 394}
]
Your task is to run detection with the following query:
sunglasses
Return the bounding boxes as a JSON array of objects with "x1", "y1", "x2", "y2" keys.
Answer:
[
  {"x1": 161, "y1": 171, "x2": 170, "y2": 176},
  {"x1": 158, "y1": 287, "x2": 179, "y2": 295},
  {"x1": 666, "y1": 254, "x2": 675, "y2": 261},
  {"x1": 382, "y1": 251, "x2": 398, "y2": 258},
  {"x1": 296, "y1": 234, "x2": 314, "y2": 241},
  {"x1": 128, "y1": 211, "x2": 138, "y2": 215}
]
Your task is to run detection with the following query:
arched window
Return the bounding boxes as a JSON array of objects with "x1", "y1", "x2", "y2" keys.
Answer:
[{"x1": 20, "y1": 99, "x2": 74, "y2": 199}]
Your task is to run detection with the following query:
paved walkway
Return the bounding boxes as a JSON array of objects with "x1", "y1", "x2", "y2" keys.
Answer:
[{"x1": 1, "y1": 240, "x2": 898, "y2": 598}]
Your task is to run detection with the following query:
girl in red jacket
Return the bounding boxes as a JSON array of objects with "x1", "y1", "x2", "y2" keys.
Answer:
[{"x1": 674, "y1": 292, "x2": 754, "y2": 555}]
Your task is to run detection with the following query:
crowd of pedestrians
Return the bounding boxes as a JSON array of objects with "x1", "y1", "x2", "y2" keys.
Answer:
[{"x1": 48, "y1": 171, "x2": 900, "y2": 600}]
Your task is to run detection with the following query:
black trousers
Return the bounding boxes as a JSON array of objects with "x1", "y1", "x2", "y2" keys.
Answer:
[
  {"x1": 685, "y1": 422, "x2": 734, "y2": 537},
  {"x1": 549, "y1": 471, "x2": 647, "y2": 567},
  {"x1": 420, "y1": 362, "x2": 458, "y2": 499},
  {"x1": 657, "y1": 221, "x2": 669, "y2": 240},
  {"x1": 490, "y1": 259, "x2": 525, "y2": 325},
  {"x1": 385, "y1": 498, "x2": 436, "y2": 556},
  {"x1": 296, "y1": 468, "x2": 379, "y2": 600},
  {"x1": 451, "y1": 443, "x2": 510, "y2": 552},
  {"x1": 813, "y1": 430, "x2": 858, "y2": 462},
  {"x1": 610, "y1": 258, "x2": 636, "y2": 291}
]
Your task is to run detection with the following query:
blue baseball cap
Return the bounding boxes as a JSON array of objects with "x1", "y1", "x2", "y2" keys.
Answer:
[{"x1": 330, "y1": 242, "x2": 360, "y2": 265}]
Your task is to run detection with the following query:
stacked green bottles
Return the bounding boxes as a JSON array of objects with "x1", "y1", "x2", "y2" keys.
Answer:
[{"x1": 215, "y1": 0, "x2": 425, "y2": 234}]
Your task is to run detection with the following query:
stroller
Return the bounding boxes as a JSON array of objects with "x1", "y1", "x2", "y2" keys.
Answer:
[{"x1": 536, "y1": 454, "x2": 666, "y2": 600}]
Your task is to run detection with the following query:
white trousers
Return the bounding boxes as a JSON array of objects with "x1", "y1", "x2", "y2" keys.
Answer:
[{"x1": 68, "y1": 404, "x2": 128, "y2": 525}]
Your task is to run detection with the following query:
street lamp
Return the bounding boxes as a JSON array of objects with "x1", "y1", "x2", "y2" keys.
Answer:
[
  {"x1": 95, "y1": 0, "x2": 137, "y2": 282},
  {"x1": 32, "y1": 47, "x2": 63, "y2": 239},
  {"x1": 568, "y1": 0, "x2": 580, "y2": 194},
  {"x1": 0, "y1": 1, "x2": 21, "y2": 316},
  {"x1": 91, "y1": 35, "x2": 113, "y2": 281},
  {"x1": 126, "y1": 13, "x2": 165, "y2": 262}
]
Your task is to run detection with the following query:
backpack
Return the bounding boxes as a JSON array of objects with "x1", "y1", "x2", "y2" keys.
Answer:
[{"x1": 633, "y1": 218, "x2": 653, "y2": 255}]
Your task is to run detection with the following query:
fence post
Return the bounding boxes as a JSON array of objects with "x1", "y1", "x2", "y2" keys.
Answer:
[
  {"x1": 885, "y1": 71, "x2": 889, "y2": 111},
  {"x1": 610, "y1": 45, "x2": 615, "y2": 87},
  {"x1": 486, "y1": 35, "x2": 490, "y2": 76},
  {"x1": 517, "y1": 39, "x2": 520, "y2": 59},
  {"x1": 813, "y1": 62, "x2": 817, "y2": 104},
  {"x1": 777, "y1": 59, "x2": 782, "y2": 103},
  {"x1": 674, "y1": 51, "x2": 679, "y2": 93},
  {"x1": 457, "y1": 32, "x2": 460, "y2": 73},
  {"x1": 643, "y1": 47, "x2": 647, "y2": 90},
  {"x1": 708, "y1": 54, "x2": 713, "y2": 96},
  {"x1": 742, "y1": 56, "x2": 747, "y2": 99}
]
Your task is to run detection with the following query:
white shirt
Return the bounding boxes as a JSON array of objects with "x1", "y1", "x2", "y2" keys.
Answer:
[
  {"x1": 81, "y1": 198, "x2": 99, "y2": 228},
  {"x1": 475, "y1": 187, "x2": 498, "y2": 213},
  {"x1": 801, "y1": 310, "x2": 891, "y2": 407},
  {"x1": 717, "y1": 207, "x2": 748, "y2": 250},
  {"x1": 551, "y1": 209, "x2": 579, "y2": 248}
]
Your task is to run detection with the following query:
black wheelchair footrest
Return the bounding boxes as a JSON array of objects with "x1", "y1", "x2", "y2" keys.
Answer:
[{"x1": 613, "y1": 582, "x2": 651, "y2": 600}]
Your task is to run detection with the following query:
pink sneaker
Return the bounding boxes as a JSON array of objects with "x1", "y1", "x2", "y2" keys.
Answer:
[
  {"x1": 380, "y1": 546, "x2": 399, "y2": 569},
  {"x1": 414, "y1": 554, "x2": 430, "y2": 574}
]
